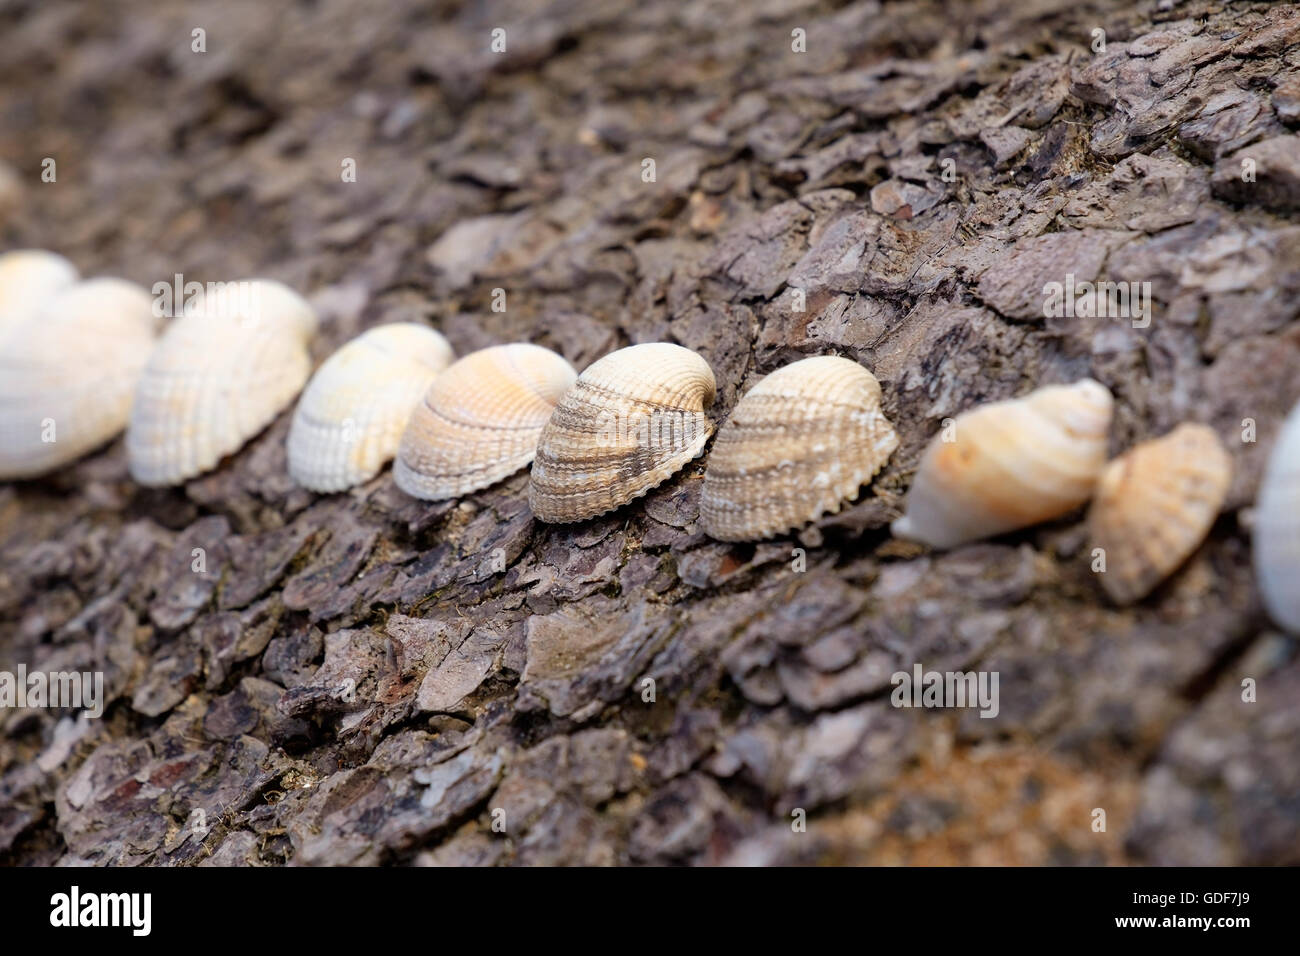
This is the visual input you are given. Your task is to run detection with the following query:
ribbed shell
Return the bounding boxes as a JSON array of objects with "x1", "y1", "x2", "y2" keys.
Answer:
[
  {"x1": 1254, "y1": 400, "x2": 1300, "y2": 632},
  {"x1": 1087, "y1": 423, "x2": 1232, "y2": 604},
  {"x1": 0, "y1": 250, "x2": 79, "y2": 339},
  {"x1": 528, "y1": 342, "x2": 716, "y2": 522},
  {"x1": 0, "y1": 279, "x2": 157, "y2": 479},
  {"x1": 892, "y1": 379, "x2": 1114, "y2": 549},
  {"x1": 394, "y1": 343, "x2": 577, "y2": 501},
  {"x1": 287, "y1": 323, "x2": 454, "y2": 492},
  {"x1": 127, "y1": 280, "x2": 317, "y2": 486},
  {"x1": 700, "y1": 356, "x2": 899, "y2": 541}
]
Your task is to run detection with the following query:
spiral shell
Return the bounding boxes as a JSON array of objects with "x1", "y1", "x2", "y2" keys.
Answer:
[
  {"x1": 0, "y1": 250, "x2": 78, "y2": 338},
  {"x1": 700, "y1": 356, "x2": 899, "y2": 541},
  {"x1": 1087, "y1": 424, "x2": 1232, "y2": 604},
  {"x1": 127, "y1": 279, "x2": 317, "y2": 486},
  {"x1": 0, "y1": 279, "x2": 158, "y2": 479},
  {"x1": 1254, "y1": 400, "x2": 1300, "y2": 632},
  {"x1": 892, "y1": 379, "x2": 1114, "y2": 549},
  {"x1": 528, "y1": 343, "x2": 716, "y2": 523},
  {"x1": 287, "y1": 323, "x2": 454, "y2": 493},
  {"x1": 393, "y1": 343, "x2": 577, "y2": 501}
]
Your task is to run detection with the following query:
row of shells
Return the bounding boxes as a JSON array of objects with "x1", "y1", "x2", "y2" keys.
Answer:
[{"x1": 0, "y1": 249, "x2": 1296, "y2": 629}]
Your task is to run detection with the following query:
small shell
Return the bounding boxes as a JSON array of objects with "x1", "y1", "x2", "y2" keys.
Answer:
[
  {"x1": 892, "y1": 379, "x2": 1114, "y2": 549},
  {"x1": 1088, "y1": 424, "x2": 1232, "y2": 604},
  {"x1": 1254, "y1": 400, "x2": 1300, "y2": 632},
  {"x1": 394, "y1": 343, "x2": 577, "y2": 501},
  {"x1": 528, "y1": 342, "x2": 715, "y2": 522},
  {"x1": 287, "y1": 324, "x2": 454, "y2": 492},
  {"x1": 0, "y1": 279, "x2": 157, "y2": 479},
  {"x1": 0, "y1": 250, "x2": 79, "y2": 338},
  {"x1": 127, "y1": 280, "x2": 317, "y2": 486},
  {"x1": 700, "y1": 356, "x2": 899, "y2": 541}
]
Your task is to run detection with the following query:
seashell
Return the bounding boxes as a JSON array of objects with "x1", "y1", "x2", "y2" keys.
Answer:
[
  {"x1": 1254, "y1": 400, "x2": 1300, "y2": 632},
  {"x1": 287, "y1": 323, "x2": 454, "y2": 492},
  {"x1": 0, "y1": 278, "x2": 157, "y2": 479},
  {"x1": 127, "y1": 279, "x2": 317, "y2": 486},
  {"x1": 394, "y1": 343, "x2": 577, "y2": 501},
  {"x1": 699, "y1": 356, "x2": 899, "y2": 541},
  {"x1": 892, "y1": 378, "x2": 1114, "y2": 549},
  {"x1": 0, "y1": 249, "x2": 79, "y2": 338},
  {"x1": 528, "y1": 342, "x2": 715, "y2": 522},
  {"x1": 1088, "y1": 423, "x2": 1232, "y2": 605}
]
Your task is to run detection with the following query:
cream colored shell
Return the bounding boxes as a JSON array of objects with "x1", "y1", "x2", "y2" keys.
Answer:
[
  {"x1": 287, "y1": 323, "x2": 454, "y2": 493},
  {"x1": 892, "y1": 379, "x2": 1114, "y2": 549},
  {"x1": 528, "y1": 342, "x2": 715, "y2": 522},
  {"x1": 1087, "y1": 423, "x2": 1232, "y2": 604},
  {"x1": 127, "y1": 279, "x2": 317, "y2": 486},
  {"x1": 0, "y1": 250, "x2": 79, "y2": 339},
  {"x1": 700, "y1": 356, "x2": 899, "y2": 541},
  {"x1": 394, "y1": 343, "x2": 577, "y2": 501},
  {"x1": 0, "y1": 279, "x2": 158, "y2": 479},
  {"x1": 1254, "y1": 400, "x2": 1300, "y2": 632}
]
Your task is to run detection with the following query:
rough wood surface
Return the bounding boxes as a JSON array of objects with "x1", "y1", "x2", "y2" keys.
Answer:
[{"x1": 1, "y1": 0, "x2": 1298, "y2": 866}]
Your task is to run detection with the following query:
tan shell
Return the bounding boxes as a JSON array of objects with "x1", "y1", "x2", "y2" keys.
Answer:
[
  {"x1": 700, "y1": 356, "x2": 899, "y2": 541},
  {"x1": 528, "y1": 342, "x2": 715, "y2": 522},
  {"x1": 287, "y1": 323, "x2": 454, "y2": 492},
  {"x1": 892, "y1": 379, "x2": 1114, "y2": 549},
  {"x1": 0, "y1": 279, "x2": 158, "y2": 479},
  {"x1": 127, "y1": 279, "x2": 317, "y2": 486},
  {"x1": 1087, "y1": 424, "x2": 1232, "y2": 604},
  {"x1": 1254, "y1": 400, "x2": 1300, "y2": 632},
  {"x1": 0, "y1": 250, "x2": 79, "y2": 339},
  {"x1": 394, "y1": 343, "x2": 577, "y2": 501}
]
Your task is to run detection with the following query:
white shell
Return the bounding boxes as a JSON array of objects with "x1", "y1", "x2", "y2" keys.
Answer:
[
  {"x1": 1254, "y1": 400, "x2": 1300, "y2": 632},
  {"x1": 0, "y1": 250, "x2": 79, "y2": 339},
  {"x1": 0, "y1": 279, "x2": 158, "y2": 479},
  {"x1": 287, "y1": 323, "x2": 454, "y2": 492},
  {"x1": 127, "y1": 279, "x2": 317, "y2": 486},
  {"x1": 892, "y1": 379, "x2": 1114, "y2": 549}
]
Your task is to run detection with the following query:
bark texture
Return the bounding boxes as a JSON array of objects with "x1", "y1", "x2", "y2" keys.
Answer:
[{"x1": 1, "y1": 0, "x2": 1299, "y2": 865}]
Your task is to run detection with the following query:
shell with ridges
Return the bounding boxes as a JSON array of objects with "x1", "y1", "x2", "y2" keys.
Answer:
[
  {"x1": 394, "y1": 343, "x2": 577, "y2": 501},
  {"x1": 892, "y1": 378, "x2": 1114, "y2": 549},
  {"x1": 700, "y1": 355, "x2": 899, "y2": 541},
  {"x1": 0, "y1": 278, "x2": 158, "y2": 479},
  {"x1": 1087, "y1": 423, "x2": 1232, "y2": 604},
  {"x1": 287, "y1": 323, "x2": 454, "y2": 492},
  {"x1": 528, "y1": 342, "x2": 716, "y2": 522},
  {"x1": 1254, "y1": 400, "x2": 1300, "y2": 632},
  {"x1": 127, "y1": 279, "x2": 317, "y2": 486},
  {"x1": 0, "y1": 250, "x2": 79, "y2": 339}
]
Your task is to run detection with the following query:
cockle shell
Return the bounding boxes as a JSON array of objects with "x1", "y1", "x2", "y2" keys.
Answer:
[
  {"x1": 0, "y1": 250, "x2": 78, "y2": 337},
  {"x1": 1087, "y1": 423, "x2": 1232, "y2": 604},
  {"x1": 287, "y1": 323, "x2": 454, "y2": 492},
  {"x1": 127, "y1": 279, "x2": 317, "y2": 486},
  {"x1": 0, "y1": 279, "x2": 157, "y2": 479},
  {"x1": 394, "y1": 343, "x2": 577, "y2": 501},
  {"x1": 528, "y1": 342, "x2": 715, "y2": 522},
  {"x1": 1254, "y1": 400, "x2": 1300, "y2": 632},
  {"x1": 892, "y1": 379, "x2": 1114, "y2": 549},
  {"x1": 700, "y1": 356, "x2": 899, "y2": 541}
]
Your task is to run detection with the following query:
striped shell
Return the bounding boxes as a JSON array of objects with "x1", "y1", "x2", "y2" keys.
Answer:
[
  {"x1": 892, "y1": 379, "x2": 1114, "y2": 549},
  {"x1": 127, "y1": 280, "x2": 317, "y2": 486},
  {"x1": 1088, "y1": 423, "x2": 1232, "y2": 604},
  {"x1": 287, "y1": 323, "x2": 454, "y2": 492},
  {"x1": 0, "y1": 279, "x2": 158, "y2": 479},
  {"x1": 0, "y1": 250, "x2": 78, "y2": 338},
  {"x1": 700, "y1": 356, "x2": 899, "y2": 541},
  {"x1": 1254, "y1": 400, "x2": 1300, "y2": 632},
  {"x1": 394, "y1": 343, "x2": 577, "y2": 501},
  {"x1": 528, "y1": 342, "x2": 715, "y2": 522}
]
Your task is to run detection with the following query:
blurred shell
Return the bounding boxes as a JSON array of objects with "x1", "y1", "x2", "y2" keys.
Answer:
[
  {"x1": 127, "y1": 280, "x2": 317, "y2": 486},
  {"x1": 1254, "y1": 400, "x2": 1300, "y2": 632},
  {"x1": 528, "y1": 342, "x2": 715, "y2": 522},
  {"x1": 1088, "y1": 423, "x2": 1232, "y2": 604},
  {"x1": 892, "y1": 379, "x2": 1114, "y2": 549},
  {"x1": 394, "y1": 343, "x2": 577, "y2": 501},
  {"x1": 700, "y1": 356, "x2": 899, "y2": 541},
  {"x1": 287, "y1": 323, "x2": 454, "y2": 492},
  {"x1": 0, "y1": 250, "x2": 78, "y2": 338},
  {"x1": 0, "y1": 279, "x2": 157, "y2": 479}
]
